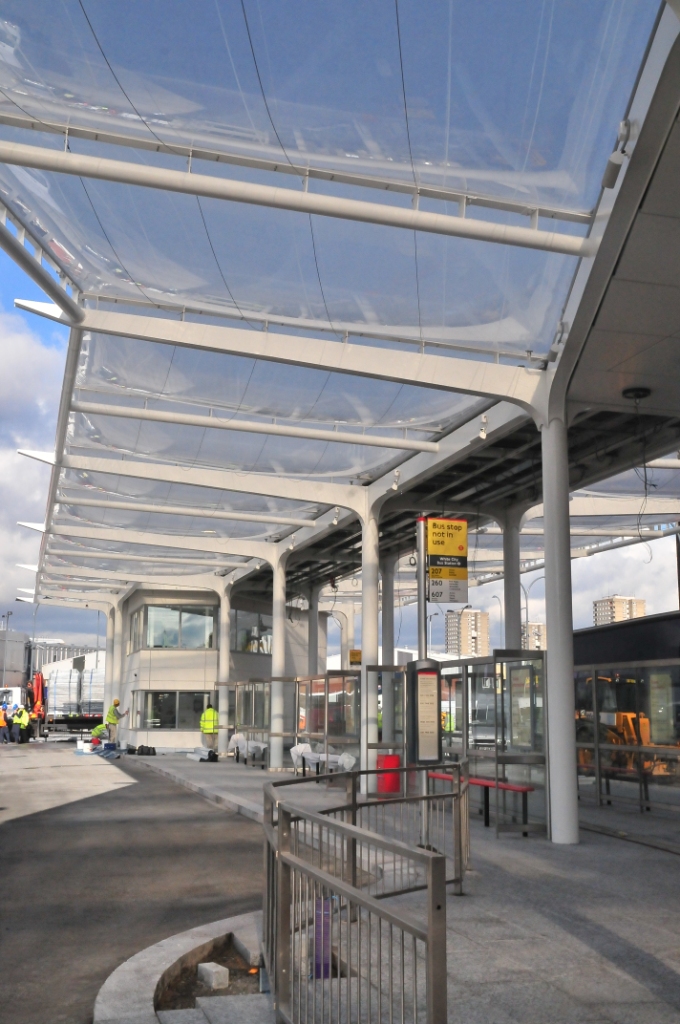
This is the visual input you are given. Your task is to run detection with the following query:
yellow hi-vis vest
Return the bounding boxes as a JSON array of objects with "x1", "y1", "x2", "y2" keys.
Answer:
[
  {"x1": 106, "y1": 704, "x2": 121, "y2": 725},
  {"x1": 200, "y1": 707, "x2": 219, "y2": 734},
  {"x1": 15, "y1": 709, "x2": 29, "y2": 728}
]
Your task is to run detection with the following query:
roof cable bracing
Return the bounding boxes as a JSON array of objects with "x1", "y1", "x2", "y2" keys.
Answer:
[
  {"x1": 78, "y1": 0, "x2": 253, "y2": 327},
  {"x1": 238, "y1": 0, "x2": 339, "y2": 338},
  {"x1": 394, "y1": 0, "x2": 424, "y2": 354}
]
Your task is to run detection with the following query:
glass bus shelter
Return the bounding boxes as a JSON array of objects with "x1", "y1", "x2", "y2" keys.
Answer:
[
  {"x1": 234, "y1": 677, "x2": 297, "y2": 767},
  {"x1": 439, "y1": 651, "x2": 548, "y2": 836},
  {"x1": 295, "y1": 671, "x2": 362, "y2": 775}
]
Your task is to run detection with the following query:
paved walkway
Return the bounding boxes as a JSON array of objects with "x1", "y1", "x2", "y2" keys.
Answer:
[
  {"x1": 139, "y1": 754, "x2": 348, "y2": 820},
  {"x1": 1, "y1": 744, "x2": 264, "y2": 1024},
  {"x1": 142, "y1": 754, "x2": 680, "y2": 1023}
]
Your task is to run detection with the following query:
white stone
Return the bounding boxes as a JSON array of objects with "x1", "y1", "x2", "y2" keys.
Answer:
[{"x1": 197, "y1": 962, "x2": 230, "y2": 991}]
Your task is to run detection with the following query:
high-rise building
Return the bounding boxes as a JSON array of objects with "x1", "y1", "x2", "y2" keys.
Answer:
[
  {"x1": 593, "y1": 596, "x2": 646, "y2": 626},
  {"x1": 445, "y1": 608, "x2": 490, "y2": 657},
  {"x1": 521, "y1": 621, "x2": 547, "y2": 650}
]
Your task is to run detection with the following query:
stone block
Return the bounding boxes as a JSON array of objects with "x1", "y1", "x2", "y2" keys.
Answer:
[{"x1": 197, "y1": 962, "x2": 230, "y2": 991}]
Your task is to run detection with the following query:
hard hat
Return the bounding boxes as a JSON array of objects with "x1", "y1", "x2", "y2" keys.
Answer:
[
  {"x1": 12, "y1": 704, "x2": 18, "y2": 709},
  {"x1": 19, "y1": 704, "x2": 24, "y2": 710},
  {"x1": 113, "y1": 698, "x2": 120, "y2": 705}
]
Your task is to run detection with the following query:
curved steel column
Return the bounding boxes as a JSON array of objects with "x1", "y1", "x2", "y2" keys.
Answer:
[
  {"x1": 502, "y1": 508, "x2": 523, "y2": 649},
  {"x1": 270, "y1": 557, "x2": 287, "y2": 770},
  {"x1": 541, "y1": 416, "x2": 579, "y2": 844},
  {"x1": 361, "y1": 514, "x2": 380, "y2": 782},
  {"x1": 218, "y1": 585, "x2": 231, "y2": 756},
  {"x1": 307, "y1": 584, "x2": 321, "y2": 675},
  {"x1": 380, "y1": 554, "x2": 398, "y2": 744},
  {"x1": 103, "y1": 607, "x2": 115, "y2": 714}
]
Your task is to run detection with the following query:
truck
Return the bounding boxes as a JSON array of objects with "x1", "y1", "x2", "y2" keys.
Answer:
[{"x1": 45, "y1": 651, "x2": 105, "y2": 731}]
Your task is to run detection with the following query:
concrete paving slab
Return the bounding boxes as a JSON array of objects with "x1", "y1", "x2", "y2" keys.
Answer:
[
  {"x1": 197, "y1": 994, "x2": 273, "y2": 1024},
  {"x1": 0, "y1": 743, "x2": 135, "y2": 823},
  {"x1": 140, "y1": 755, "x2": 346, "y2": 822},
  {"x1": 157, "y1": 1010, "x2": 209, "y2": 1023}
]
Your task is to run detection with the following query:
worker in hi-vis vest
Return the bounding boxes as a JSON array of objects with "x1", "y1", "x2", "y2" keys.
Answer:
[
  {"x1": 105, "y1": 698, "x2": 128, "y2": 745},
  {"x1": 199, "y1": 701, "x2": 219, "y2": 752}
]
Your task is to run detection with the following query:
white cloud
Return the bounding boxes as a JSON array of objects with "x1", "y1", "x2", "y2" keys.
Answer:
[
  {"x1": 0, "y1": 311, "x2": 101, "y2": 640},
  {"x1": 0, "y1": 310, "x2": 64, "y2": 445}
]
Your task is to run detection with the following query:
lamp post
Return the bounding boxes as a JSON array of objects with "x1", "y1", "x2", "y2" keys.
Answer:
[
  {"x1": 2, "y1": 610, "x2": 13, "y2": 689},
  {"x1": 491, "y1": 594, "x2": 503, "y2": 650},
  {"x1": 427, "y1": 611, "x2": 439, "y2": 653},
  {"x1": 520, "y1": 577, "x2": 545, "y2": 648}
]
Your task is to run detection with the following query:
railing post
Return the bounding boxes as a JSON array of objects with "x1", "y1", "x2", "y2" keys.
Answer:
[
  {"x1": 453, "y1": 767, "x2": 463, "y2": 895},
  {"x1": 427, "y1": 853, "x2": 447, "y2": 1024},
  {"x1": 344, "y1": 771, "x2": 357, "y2": 886},
  {"x1": 276, "y1": 806, "x2": 292, "y2": 1022}
]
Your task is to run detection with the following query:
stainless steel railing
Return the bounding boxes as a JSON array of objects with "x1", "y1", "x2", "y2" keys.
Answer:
[{"x1": 263, "y1": 764, "x2": 469, "y2": 1024}]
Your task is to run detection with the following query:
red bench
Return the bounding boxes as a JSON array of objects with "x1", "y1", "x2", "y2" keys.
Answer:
[{"x1": 429, "y1": 771, "x2": 535, "y2": 834}]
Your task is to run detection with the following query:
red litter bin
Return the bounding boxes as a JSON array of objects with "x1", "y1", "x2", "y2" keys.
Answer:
[{"x1": 377, "y1": 753, "x2": 401, "y2": 793}]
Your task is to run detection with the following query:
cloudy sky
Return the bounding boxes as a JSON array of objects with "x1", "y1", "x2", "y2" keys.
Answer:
[
  {"x1": 0, "y1": 246, "x2": 676, "y2": 652},
  {"x1": 0, "y1": 248, "x2": 102, "y2": 644}
]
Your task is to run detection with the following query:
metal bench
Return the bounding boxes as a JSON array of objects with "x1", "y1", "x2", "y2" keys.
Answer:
[{"x1": 429, "y1": 771, "x2": 535, "y2": 836}]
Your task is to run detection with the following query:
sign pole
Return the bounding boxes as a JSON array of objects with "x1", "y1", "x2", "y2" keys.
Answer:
[{"x1": 417, "y1": 517, "x2": 427, "y2": 659}]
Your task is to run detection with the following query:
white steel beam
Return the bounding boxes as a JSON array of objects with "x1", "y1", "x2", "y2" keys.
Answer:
[
  {"x1": 77, "y1": 293, "x2": 552, "y2": 363},
  {"x1": 21, "y1": 449, "x2": 365, "y2": 516},
  {"x1": 0, "y1": 140, "x2": 596, "y2": 258},
  {"x1": 55, "y1": 492, "x2": 316, "y2": 529},
  {"x1": 20, "y1": 305, "x2": 544, "y2": 413},
  {"x1": 48, "y1": 522, "x2": 274, "y2": 561},
  {"x1": 525, "y1": 494, "x2": 680, "y2": 519},
  {"x1": 43, "y1": 550, "x2": 246, "y2": 568},
  {"x1": 0, "y1": 112, "x2": 591, "y2": 224},
  {"x1": 70, "y1": 400, "x2": 440, "y2": 454},
  {"x1": 0, "y1": 217, "x2": 83, "y2": 321},
  {"x1": 41, "y1": 565, "x2": 222, "y2": 587}
]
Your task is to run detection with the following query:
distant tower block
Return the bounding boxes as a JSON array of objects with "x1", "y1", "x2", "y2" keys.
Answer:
[
  {"x1": 593, "y1": 596, "x2": 646, "y2": 626},
  {"x1": 445, "y1": 608, "x2": 490, "y2": 657}
]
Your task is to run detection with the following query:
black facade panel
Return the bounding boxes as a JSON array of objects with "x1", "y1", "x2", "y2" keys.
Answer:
[{"x1": 573, "y1": 611, "x2": 680, "y2": 665}]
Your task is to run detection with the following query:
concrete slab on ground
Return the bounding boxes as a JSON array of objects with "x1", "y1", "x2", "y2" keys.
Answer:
[
  {"x1": 140, "y1": 755, "x2": 346, "y2": 821},
  {"x1": 0, "y1": 742, "x2": 135, "y2": 823},
  {"x1": 197, "y1": 994, "x2": 273, "y2": 1024}
]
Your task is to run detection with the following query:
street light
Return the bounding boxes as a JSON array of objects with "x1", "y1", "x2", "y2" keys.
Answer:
[
  {"x1": 2, "y1": 610, "x2": 13, "y2": 689},
  {"x1": 491, "y1": 594, "x2": 503, "y2": 649},
  {"x1": 427, "y1": 611, "x2": 439, "y2": 654},
  {"x1": 520, "y1": 577, "x2": 545, "y2": 646}
]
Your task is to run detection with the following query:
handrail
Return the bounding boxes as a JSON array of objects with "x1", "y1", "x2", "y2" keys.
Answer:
[
  {"x1": 277, "y1": 799, "x2": 445, "y2": 866},
  {"x1": 262, "y1": 762, "x2": 467, "y2": 1023},
  {"x1": 281, "y1": 850, "x2": 429, "y2": 943}
]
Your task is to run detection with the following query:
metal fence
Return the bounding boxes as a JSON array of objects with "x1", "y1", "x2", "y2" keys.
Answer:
[{"x1": 263, "y1": 764, "x2": 468, "y2": 1024}]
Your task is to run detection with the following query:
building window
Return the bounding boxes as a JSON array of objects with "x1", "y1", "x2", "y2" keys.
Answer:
[
  {"x1": 230, "y1": 610, "x2": 272, "y2": 654},
  {"x1": 145, "y1": 606, "x2": 215, "y2": 649},
  {"x1": 133, "y1": 690, "x2": 215, "y2": 729},
  {"x1": 129, "y1": 609, "x2": 143, "y2": 653}
]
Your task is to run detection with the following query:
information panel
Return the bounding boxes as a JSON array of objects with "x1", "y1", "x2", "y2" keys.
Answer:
[
  {"x1": 417, "y1": 671, "x2": 440, "y2": 761},
  {"x1": 426, "y1": 517, "x2": 468, "y2": 603}
]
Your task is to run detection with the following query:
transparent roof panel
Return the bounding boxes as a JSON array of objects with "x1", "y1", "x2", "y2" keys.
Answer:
[
  {"x1": 0, "y1": 137, "x2": 579, "y2": 356},
  {"x1": 0, "y1": 1, "x2": 661, "y2": 359},
  {"x1": 58, "y1": 468, "x2": 325, "y2": 518},
  {"x1": 0, "y1": 0, "x2": 657, "y2": 207},
  {"x1": 76, "y1": 332, "x2": 478, "y2": 428},
  {"x1": 52, "y1": 501, "x2": 286, "y2": 542}
]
